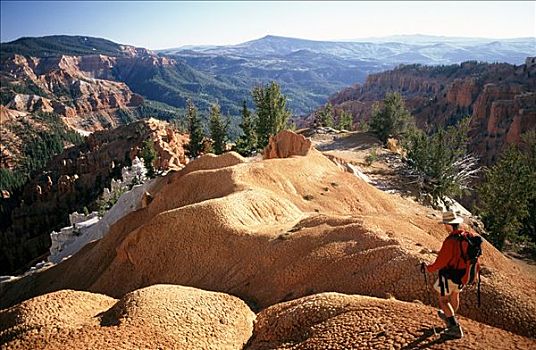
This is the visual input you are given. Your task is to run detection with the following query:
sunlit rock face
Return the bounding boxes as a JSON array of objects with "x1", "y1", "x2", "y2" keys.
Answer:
[{"x1": 324, "y1": 60, "x2": 536, "y2": 165}]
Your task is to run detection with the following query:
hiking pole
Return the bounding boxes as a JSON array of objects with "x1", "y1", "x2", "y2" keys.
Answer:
[{"x1": 421, "y1": 262, "x2": 438, "y2": 336}]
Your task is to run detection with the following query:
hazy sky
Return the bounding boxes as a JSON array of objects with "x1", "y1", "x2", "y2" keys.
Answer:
[{"x1": 1, "y1": 1, "x2": 535, "y2": 49}]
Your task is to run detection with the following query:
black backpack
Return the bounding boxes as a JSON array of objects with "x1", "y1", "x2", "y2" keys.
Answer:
[{"x1": 440, "y1": 231, "x2": 483, "y2": 306}]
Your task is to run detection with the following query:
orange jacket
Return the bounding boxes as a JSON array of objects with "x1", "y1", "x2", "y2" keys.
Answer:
[{"x1": 427, "y1": 230, "x2": 469, "y2": 273}]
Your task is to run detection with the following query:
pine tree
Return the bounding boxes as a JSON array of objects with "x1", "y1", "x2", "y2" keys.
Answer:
[
  {"x1": 141, "y1": 139, "x2": 157, "y2": 178},
  {"x1": 252, "y1": 81, "x2": 291, "y2": 148},
  {"x1": 209, "y1": 102, "x2": 228, "y2": 155},
  {"x1": 477, "y1": 131, "x2": 536, "y2": 250},
  {"x1": 369, "y1": 92, "x2": 414, "y2": 143},
  {"x1": 186, "y1": 100, "x2": 204, "y2": 159},
  {"x1": 338, "y1": 110, "x2": 353, "y2": 131},
  {"x1": 235, "y1": 100, "x2": 257, "y2": 156},
  {"x1": 403, "y1": 117, "x2": 479, "y2": 207},
  {"x1": 316, "y1": 102, "x2": 334, "y2": 128}
]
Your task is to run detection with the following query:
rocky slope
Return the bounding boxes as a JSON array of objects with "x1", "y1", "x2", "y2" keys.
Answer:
[
  {"x1": 323, "y1": 59, "x2": 536, "y2": 164},
  {"x1": 1, "y1": 131, "x2": 535, "y2": 340},
  {"x1": 1, "y1": 53, "x2": 145, "y2": 132},
  {"x1": 0, "y1": 119, "x2": 188, "y2": 275}
]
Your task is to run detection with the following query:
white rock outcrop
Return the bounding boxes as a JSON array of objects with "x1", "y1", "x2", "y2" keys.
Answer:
[{"x1": 48, "y1": 157, "x2": 156, "y2": 264}]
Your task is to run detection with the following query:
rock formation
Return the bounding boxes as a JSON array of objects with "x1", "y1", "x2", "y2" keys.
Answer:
[
  {"x1": 263, "y1": 130, "x2": 313, "y2": 159},
  {"x1": 1, "y1": 54, "x2": 145, "y2": 133},
  {"x1": 0, "y1": 119, "x2": 188, "y2": 275},
  {"x1": 322, "y1": 60, "x2": 536, "y2": 165},
  {"x1": 1, "y1": 131, "x2": 535, "y2": 339},
  {"x1": 0, "y1": 285, "x2": 255, "y2": 350},
  {"x1": 0, "y1": 106, "x2": 31, "y2": 169},
  {"x1": 2, "y1": 286, "x2": 534, "y2": 349},
  {"x1": 48, "y1": 157, "x2": 155, "y2": 264}
]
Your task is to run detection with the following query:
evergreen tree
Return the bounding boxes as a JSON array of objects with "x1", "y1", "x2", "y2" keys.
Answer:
[
  {"x1": 186, "y1": 100, "x2": 204, "y2": 159},
  {"x1": 316, "y1": 102, "x2": 334, "y2": 128},
  {"x1": 235, "y1": 100, "x2": 257, "y2": 156},
  {"x1": 477, "y1": 131, "x2": 536, "y2": 250},
  {"x1": 403, "y1": 117, "x2": 479, "y2": 206},
  {"x1": 141, "y1": 139, "x2": 157, "y2": 178},
  {"x1": 252, "y1": 81, "x2": 291, "y2": 148},
  {"x1": 209, "y1": 102, "x2": 228, "y2": 155},
  {"x1": 338, "y1": 110, "x2": 353, "y2": 131},
  {"x1": 369, "y1": 92, "x2": 414, "y2": 143}
]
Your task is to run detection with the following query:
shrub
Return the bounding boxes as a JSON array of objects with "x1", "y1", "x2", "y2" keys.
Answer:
[{"x1": 365, "y1": 148, "x2": 378, "y2": 166}]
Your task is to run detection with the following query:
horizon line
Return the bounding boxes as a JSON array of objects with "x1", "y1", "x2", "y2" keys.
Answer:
[{"x1": 2, "y1": 32, "x2": 535, "y2": 50}]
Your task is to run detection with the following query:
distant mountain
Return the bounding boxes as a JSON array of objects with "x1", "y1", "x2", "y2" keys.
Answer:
[
  {"x1": 161, "y1": 34, "x2": 535, "y2": 64},
  {"x1": 159, "y1": 35, "x2": 535, "y2": 113},
  {"x1": 343, "y1": 34, "x2": 505, "y2": 44}
]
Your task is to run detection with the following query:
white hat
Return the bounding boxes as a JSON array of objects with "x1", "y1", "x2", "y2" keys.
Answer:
[{"x1": 442, "y1": 211, "x2": 463, "y2": 224}]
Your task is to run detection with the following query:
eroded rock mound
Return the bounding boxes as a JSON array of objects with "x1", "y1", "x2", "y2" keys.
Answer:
[
  {"x1": 263, "y1": 130, "x2": 312, "y2": 159},
  {"x1": 0, "y1": 285, "x2": 255, "y2": 350},
  {"x1": 248, "y1": 293, "x2": 536, "y2": 349},
  {"x1": 1, "y1": 132, "x2": 535, "y2": 338}
]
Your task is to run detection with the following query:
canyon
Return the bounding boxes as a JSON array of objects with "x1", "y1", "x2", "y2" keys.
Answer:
[{"x1": 323, "y1": 59, "x2": 536, "y2": 164}]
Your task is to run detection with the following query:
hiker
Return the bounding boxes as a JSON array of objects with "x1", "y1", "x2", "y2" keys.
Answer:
[{"x1": 423, "y1": 211, "x2": 480, "y2": 339}]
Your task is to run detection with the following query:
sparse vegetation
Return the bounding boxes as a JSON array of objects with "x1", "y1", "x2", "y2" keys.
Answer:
[
  {"x1": 365, "y1": 148, "x2": 379, "y2": 166},
  {"x1": 315, "y1": 102, "x2": 334, "y2": 128},
  {"x1": 97, "y1": 187, "x2": 127, "y2": 216},
  {"x1": 337, "y1": 110, "x2": 353, "y2": 131},
  {"x1": 235, "y1": 100, "x2": 257, "y2": 156},
  {"x1": 357, "y1": 119, "x2": 369, "y2": 132},
  {"x1": 141, "y1": 140, "x2": 157, "y2": 178}
]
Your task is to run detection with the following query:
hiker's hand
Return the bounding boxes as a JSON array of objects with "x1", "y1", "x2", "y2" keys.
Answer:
[{"x1": 420, "y1": 262, "x2": 427, "y2": 273}]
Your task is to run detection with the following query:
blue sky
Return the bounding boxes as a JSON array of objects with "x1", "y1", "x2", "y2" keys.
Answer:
[{"x1": 1, "y1": 1, "x2": 535, "y2": 49}]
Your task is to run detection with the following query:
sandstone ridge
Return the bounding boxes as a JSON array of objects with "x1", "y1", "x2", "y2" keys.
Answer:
[{"x1": 1, "y1": 131, "x2": 535, "y2": 340}]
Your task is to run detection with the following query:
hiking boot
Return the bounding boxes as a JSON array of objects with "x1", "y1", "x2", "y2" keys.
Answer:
[
  {"x1": 443, "y1": 324, "x2": 464, "y2": 339},
  {"x1": 437, "y1": 310, "x2": 449, "y2": 327}
]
